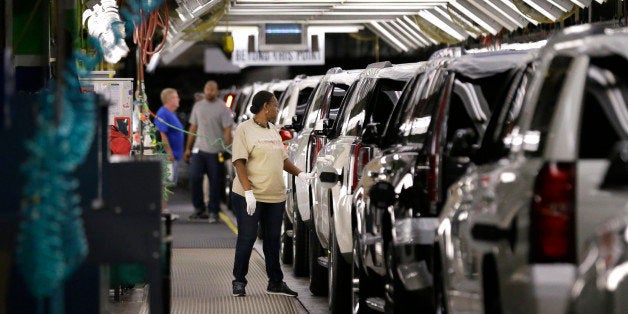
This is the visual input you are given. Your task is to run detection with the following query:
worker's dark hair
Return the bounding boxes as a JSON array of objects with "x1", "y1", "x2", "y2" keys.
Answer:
[{"x1": 251, "y1": 90, "x2": 274, "y2": 114}]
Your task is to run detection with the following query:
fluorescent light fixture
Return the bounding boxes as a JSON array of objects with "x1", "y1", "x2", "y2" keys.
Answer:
[
  {"x1": 520, "y1": 0, "x2": 560, "y2": 21},
  {"x1": 146, "y1": 50, "x2": 161, "y2": 73},
  {"x1": 308, "y1": 25, "x2": 364, "y2": 33},
  {"x1": 175, "y1": 8, "x2": 189, "y2": 22},
  {"x1": 418, "y1": 9, "x2": 466, "y2": 41},
  {"x1": 388, "y1": 20, "x2": 424, "y2": 48},
  {"x1": 449, "y1": 0, "x2": 499, "y2": 34},
  {"x1": 545, "y1": 0, "x2": 572, "y2": 12},
  {"x1": 395, "y1": 18, "x2": 429, "y2": 46},
  {"x1": 488, "y1": 0, "x2": 536, "y2": 26},
  {"x1": 229, "y1": 9, "x2": 322, "y2": 14},
  {"x1": 213, "y1": 25, "x2": 259, "y2": 32},
  {"x1": 369, "y1": 21, "x2": 409, "y2": 52},
  {"x1": 332, "y1": 4, "x2": 440, "y2": 9},
  {"x1": 567, "y1": 0, "x2": 590, "y2": 8},
  {"x1": 380, "y1": 21, "x2": 419, "y2": 49},
  {"x1": 402, "y1": 16, "x2": 438, "y2": 45}
]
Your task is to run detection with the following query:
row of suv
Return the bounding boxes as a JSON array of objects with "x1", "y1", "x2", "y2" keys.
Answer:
[
  {"x1": 223, "y1": 24, "x2": 627, "y2": 314},
  {"x1": 277, "y1": 24, "x2": 627, "y2": 314},
  {"x1": 434, "y1": 25, "x2": 628, "y2": 314},
  {"x1": 351, "y1": 48, "x2": 535, "y2": 313}
]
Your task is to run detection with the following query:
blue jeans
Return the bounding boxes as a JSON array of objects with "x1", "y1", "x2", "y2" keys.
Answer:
[
  {"x1": 232, "y1": 192, "x2": 285, "y2": 285},
  {"x1": 189, "y1": 151, "x2": 224, "y2": 214}
]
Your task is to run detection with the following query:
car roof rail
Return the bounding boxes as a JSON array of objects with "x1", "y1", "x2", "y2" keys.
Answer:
[
  {"x1": 326, "y1": 67, "x2": 344, "y2": 74},
  {"x1": 366, "y1": 61, "x2": 392, "y2": 69}
]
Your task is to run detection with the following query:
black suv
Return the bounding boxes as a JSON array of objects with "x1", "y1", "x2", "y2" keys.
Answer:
[{"x1": 352, "y1": 49, "x2": 535, "y2": 313}]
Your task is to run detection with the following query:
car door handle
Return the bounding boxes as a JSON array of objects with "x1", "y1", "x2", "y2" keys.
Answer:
[{"x1": 320, "y1": 171, "x2": 342, "y2": 183}]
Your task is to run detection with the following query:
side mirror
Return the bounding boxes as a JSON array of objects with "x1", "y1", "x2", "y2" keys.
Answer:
[
  {"x1": 447, "y1": 128, "x2": 477, "y2": 158},
  {"x1": 361, "y1": 122, "x2": 380, "y2": 145},
  {"x1": 314, "y1": 119, "x2": 330, "y2": 136},
  {"x1": 600, "y1": 140, "x2": 628, "y2": 189},
  {"x1": 284, "y1": 115, "x2": 303, "y2": 132}
]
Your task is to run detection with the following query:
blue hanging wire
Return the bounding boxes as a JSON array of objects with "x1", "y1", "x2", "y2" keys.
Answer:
[{"x1": 15, "y1": 0, "x2": 162, "y2": 301}]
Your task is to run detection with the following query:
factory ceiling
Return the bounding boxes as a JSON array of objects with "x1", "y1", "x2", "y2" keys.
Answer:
[{"x1": 159, "y1": 0, "x2": 604, "y2": 66}]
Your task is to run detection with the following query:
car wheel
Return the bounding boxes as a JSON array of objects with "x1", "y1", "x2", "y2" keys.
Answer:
[
  {"x1": 433, "y1": 244, "x2": 448, "y2": 314},
  {"x1": 352, "y1": 229, "x2": 377, "y2": 314},
  {"x1": 309, "y1": 224, "x2": 328, "y2": 296},
  {"x1": 293, "y1": 206, "x2": 309, "y2": 277},
  {"x1": 384, "y1": 239, "x2": 430, "y2": 314},
  {"x1": 329, "y1": 218, "x2": 351, "y2": 313},
  {"x1": 281, "y1": 212, "x2": 293, "y2": 265}
]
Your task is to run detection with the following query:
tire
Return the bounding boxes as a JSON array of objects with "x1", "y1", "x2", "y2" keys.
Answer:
[
  {"x1": 281, "y1": 212, "x2": 294, "y2": 265},
  {"x1": 292, "y1": 207, "x2": 309, "y2": 277},
  {"x1": 482, "y1": 255, "x2": 502, "y2": 314},
  {"x1": 309, "y1": 224, "x2": 329, "y2": 296},
  {"x1": 384, "y1": 235, "x2": 430, "y2": 313},
  {"x1": 352, "y1": 229, "x2": 377, "y2": 314},
  {"x1": 433, "y1": 245, "x2": 448, "y2": 314},
  {"x1": 329, "y1": 218, "x2": 352, "y2": 313}
]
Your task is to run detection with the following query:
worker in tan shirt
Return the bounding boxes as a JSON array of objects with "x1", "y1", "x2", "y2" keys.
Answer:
[{"x1": 230, "y1": 90, "x2": 315, "y2": 297}]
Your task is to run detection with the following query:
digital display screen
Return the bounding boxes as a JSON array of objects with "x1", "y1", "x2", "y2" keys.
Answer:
[{"x1": 264, "y1": 24, "x2": 303, "y2": 45}]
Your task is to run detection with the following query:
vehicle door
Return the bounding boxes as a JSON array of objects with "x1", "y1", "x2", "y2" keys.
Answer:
[{"x1": 361, "y1": 66, "x2": 448, "y2": 273}]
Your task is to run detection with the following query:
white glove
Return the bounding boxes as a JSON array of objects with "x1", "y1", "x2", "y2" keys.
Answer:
[
  {"x1": 245, "y1": 190, "x2": 257, "y2": 216},
  {"x1": 297, "y1": 172, "x2": 317, "y2": 184}
]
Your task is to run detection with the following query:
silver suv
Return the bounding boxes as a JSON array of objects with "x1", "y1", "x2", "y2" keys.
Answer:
[
  {"x1": 435, "y1": 25, "x2": 628, "y2": 314},
  {"x1": 313, "y1": 61, "x2": 426, "y2": 311}
]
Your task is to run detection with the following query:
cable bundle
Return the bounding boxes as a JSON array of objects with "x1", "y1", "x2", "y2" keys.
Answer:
[{"x1": 16, "y1": 43, "x2": 101, "y2": 298}]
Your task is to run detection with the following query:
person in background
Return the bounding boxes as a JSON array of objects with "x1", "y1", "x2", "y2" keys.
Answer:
[
  {"x1": 155, "y1": 88, "x2": 184, "y2": 221},
  {"x1": 230, "y1": 90, "x2": 316, "y2": 297},
  {"x1": 184, "y1": 80, "x2": 232, "y2": 223}
]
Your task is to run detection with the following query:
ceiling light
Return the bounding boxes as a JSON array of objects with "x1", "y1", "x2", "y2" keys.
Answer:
[
  {"x1": 449, "y1": 0, "x2": 499, "y2": 34},
  {"x1": 418, "y1": 9, "x2": 466, "y2": 41},
  {"x1": 369, "y1": 22, "x2": 409, "y2": 52}
]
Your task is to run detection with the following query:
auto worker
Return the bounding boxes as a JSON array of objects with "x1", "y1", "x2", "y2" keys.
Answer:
[
  {"x1": 230, "y1": 90, "x2": 315, "y2": 297},
  {"x1": 155, "y1": 88, "x2": 184, "y2": 220},
  {"x1": 184, "y1": 80, "x2": 232, "y2": 223}
]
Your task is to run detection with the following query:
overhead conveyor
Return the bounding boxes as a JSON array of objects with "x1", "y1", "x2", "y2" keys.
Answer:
[{"x1": 160, "y1": 0, "x2": 612, "y2": 65}]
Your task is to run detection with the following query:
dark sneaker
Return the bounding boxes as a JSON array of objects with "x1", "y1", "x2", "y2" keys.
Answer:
[
  {"x1": 266, "y1": 282, "x2": 298, "y2": 297},
  {"x1": 232, "y1": 281, "x2": 246, "y2": 297},
  {"x1": 208, "y1": 212, "x2": 219, "y2": 224},
  {"x1": 188, "y1": 212, "x2": 209, "y2": 220}
]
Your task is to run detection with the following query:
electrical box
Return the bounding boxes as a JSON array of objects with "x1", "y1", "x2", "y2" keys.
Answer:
[{"x1": 79, "y1": 77, "x2": 134, "y2": 138}]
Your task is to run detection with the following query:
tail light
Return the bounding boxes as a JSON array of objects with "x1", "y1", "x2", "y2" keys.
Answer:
[
  {"x1": 279, "y1": 128, "x2": 293, "y2": 142},
  {"x1": 529, "y1": 162, "x2": 576, "y2": 263},
  {"x1": 280, "y1": 128, "x2": 293, "y2": 150},
  {"x1": 224, "y1": 94, "x2": 235, "y2": 108},
  {"x1": 351, "y1": 142, "x2": 371, "y2": 192}
]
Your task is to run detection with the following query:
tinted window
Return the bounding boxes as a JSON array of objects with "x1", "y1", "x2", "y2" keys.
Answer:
[
  {"x1": 277, "y1": 85, "x2": 295, "y2": 125},
  {"x1": 394, "y1": 69, "x2": 447, "y2": 145},
  {"x1": 342, "y1": 78, "x2": 406, "y2": 136},
  {"x1": 304, "y1": 83, "x2": 327, "y2": 129},
  {"x1": 579, "y1": 56, "x2": 628, "y2": 158},
  {"x1": 294, "y1": 87, "x2": 315, "y2": 120},
  {"x1": 525, "y1": 56, "x2": 573, "y2": 157},
  {"x1": 341, "y1": 79, "x2": 375, "y2": 136},
  {"x1": 328, "y1": 85, "x2": 349, "y2": 124}
]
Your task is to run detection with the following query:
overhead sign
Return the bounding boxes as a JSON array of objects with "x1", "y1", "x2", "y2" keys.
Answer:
[{"x1": 231, "y1": 50, "x2": 324, "y2": 67}]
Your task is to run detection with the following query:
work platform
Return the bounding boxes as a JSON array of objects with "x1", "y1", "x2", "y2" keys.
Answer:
[{"x1": 111, "y1": 186, "x2": 328, "y2": 314}]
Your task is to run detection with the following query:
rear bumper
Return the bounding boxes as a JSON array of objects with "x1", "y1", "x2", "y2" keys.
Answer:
[{"x1": 530, "y1": 264, "x2": 576, "y2": 314}]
